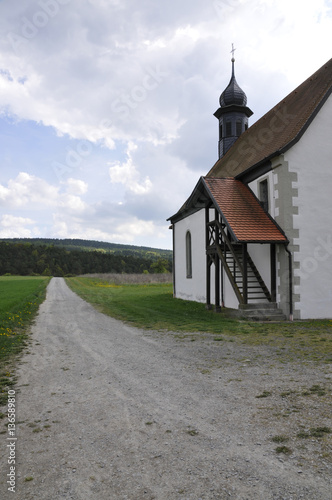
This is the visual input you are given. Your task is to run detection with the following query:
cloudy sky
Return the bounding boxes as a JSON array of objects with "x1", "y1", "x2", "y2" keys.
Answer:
[{"x1": 0, "y1": 0, "x2": 331, "y2": 249}]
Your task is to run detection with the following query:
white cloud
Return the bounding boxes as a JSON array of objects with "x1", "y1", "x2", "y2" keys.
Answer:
[
  {"x1": 0, "y1": 172, "x2": 58, "y2": 208},
  {"x1": 65, "y1": 178, "x2": 88, "y2": 195},
  {"x1": 1, "y1": 1, "x2": 331, "y2": 151},
  {"x1": 0, "y1": 0, "x2": 220, "y2": 150},
  {"x1": 109, "y1": 142, "x2": 153, "y2": 195},
  {"x1": 116, "y1": 219, "x2": 156, "y2": 239},
  {"x1": 58, "y1": 194, "x2": 89, "y2": 214},
  {"x1": 0, "y1": 173, "x2": 91, "y2": 214},
  {"x1": 0, "y1": 0, "x2": 331, "y2": 248},
  {"x1": 0, "y1": 214, "x2": 39, "y2": 238},
  {"x1": 0, "y1": 167, "x2": 167, "y2": 244},
  {"x1": 234, "y1": 0, "x2": 332, "y2": 85},
  {"x1": 51, "y1": 210, "x2": 162, "y2": 245},
  {"x1": 0, "y1": 184, "x2": 10, "y2": 202}
]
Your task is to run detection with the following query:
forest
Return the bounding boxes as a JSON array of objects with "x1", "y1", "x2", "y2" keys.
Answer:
[
  {"x1": 0, "y1": 238, "x2": 172, "y2": 257},
  {"x1": 0, "y1": 240, "x2": 172, "y2": 276}
]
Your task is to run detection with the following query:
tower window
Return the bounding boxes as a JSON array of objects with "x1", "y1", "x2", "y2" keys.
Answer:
[
  {"x1": 186, "y1": 231, "x2": 192, "y2": 278},
  {"x1": 225, "y1": 122, "x2": 232, "y2": 137},
  {"x1": 219, "y1": 124, "x2": 223, "y2": 140},
  {"x1": 236, "y1": 121, "x2": 242, "y2": 136},
  {"x1": 259, "y1": 179, "x2": 269, "y2": 212}
]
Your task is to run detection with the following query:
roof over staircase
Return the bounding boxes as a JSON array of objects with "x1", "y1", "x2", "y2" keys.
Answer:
[{"x1": 169, "y1": 176, "x2": 287, "y2": 244}]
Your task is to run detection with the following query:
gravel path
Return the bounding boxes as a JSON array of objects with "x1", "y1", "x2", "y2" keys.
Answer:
[{"x1": 0, "y1": 277, "x2": 331, "y2": 499}]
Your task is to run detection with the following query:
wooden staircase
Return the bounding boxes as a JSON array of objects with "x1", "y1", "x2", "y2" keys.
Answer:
[
  {"x1": 224, "y1": 244, "x2": 271, "y2": 303},
  {"x1": 206, "y1": 218, "x2": 285, "y2": 319},
  {"x1": 219, "y1": 243, "x2": 286, "y2": 321},
  {"x1": 206, "y1": 215, "x2": 286, "y2": 321}
]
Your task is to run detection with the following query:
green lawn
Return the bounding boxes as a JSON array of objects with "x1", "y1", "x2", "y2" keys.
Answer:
[
  {"x1": 0, "y1": 276, "x2": 50, "y2": 405},
  {"x1": 67, "y1": 277, "x2": 239, "y2": 332},
  {"x1": 67, "y1": 277, "x2": 332, "y2": 363}
]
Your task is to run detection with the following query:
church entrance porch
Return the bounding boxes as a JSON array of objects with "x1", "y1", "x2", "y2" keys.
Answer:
[
  {"x1": 200, "y1": 177, "x2": 291, "y2": 319},
  {"x1": 205, "y1": 207, "x2": 277, "y2": 311}
]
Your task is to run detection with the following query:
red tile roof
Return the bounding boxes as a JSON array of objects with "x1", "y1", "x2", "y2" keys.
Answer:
[
  {"x1": 204, "y1": 177, "x2": 287, "y2": 243},
  {"x1": 207, "y1": 58, "x2": 332, "y2": 179}
]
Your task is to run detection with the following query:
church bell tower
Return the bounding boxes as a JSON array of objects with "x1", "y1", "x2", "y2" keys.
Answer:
[{"x1": 214, "y1": 47, "x2": 253, "y2": 159}]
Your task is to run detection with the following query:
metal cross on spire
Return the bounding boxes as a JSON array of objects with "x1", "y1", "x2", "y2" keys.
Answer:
[{"x1": 231, "y1": 43, "x2": 236, "y2": 61}]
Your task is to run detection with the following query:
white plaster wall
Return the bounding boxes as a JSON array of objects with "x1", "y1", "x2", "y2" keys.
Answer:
[
  {"x1": 222, "y1": 245, "x2": 271, "y2": 308},
  {"x1": 247, "y1": 174, "x2": 275, "y2": 301},
  {"x1": 285, "y1": 93, "x2": 332, "y2": 318},
  {"x1": 248, "y1": 243, "x2": 271, "y2": 292},
  {"x1": 223, "y1": 268, "x2": 239, "y2": 309},
  {"x1": 173, "y1": 210, "x2": 206, "y2": 303}
]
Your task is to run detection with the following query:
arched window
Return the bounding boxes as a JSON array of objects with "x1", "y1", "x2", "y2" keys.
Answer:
[{"x1": 186, "y1": 231, "x2": 192, "y2": 279}]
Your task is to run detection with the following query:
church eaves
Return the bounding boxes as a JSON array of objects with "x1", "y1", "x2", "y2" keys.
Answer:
[{"x1": 207, "y1": 58, "x2": 332, "y2": 180}]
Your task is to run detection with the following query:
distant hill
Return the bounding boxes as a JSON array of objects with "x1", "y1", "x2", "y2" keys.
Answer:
[
  {"x1": 0, "y1": 238, "x2": 172, "y2": 276},
  {"x1": 0, "y1": 238, "x2": 172, "y2": 258}
]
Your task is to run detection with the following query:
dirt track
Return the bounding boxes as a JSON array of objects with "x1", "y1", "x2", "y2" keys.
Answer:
[{"x1": 0, "y1": 277, "x2": 331, "y2": 499}]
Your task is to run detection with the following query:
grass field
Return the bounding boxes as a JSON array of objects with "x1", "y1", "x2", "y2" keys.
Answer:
[
  {"x1": 0, "y1": 276, "x2": 50, "y2": 406},
  {"x1": 67, "y1": 276, "x2": 332, "y2": 364}
]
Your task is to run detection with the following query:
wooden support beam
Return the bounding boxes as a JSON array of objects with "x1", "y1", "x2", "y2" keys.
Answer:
[
  {"x1": 172, "y1": 222, "x2": 176, "y2": 297},
  {"x1": 205, "y1": 207, "x2": 212, "y2": 309},
  {"x1": 220, "y1": 261, "x2": 224, "y2": 308},
  {"x1": 242, "y1": 243, "x2": 248, "y2": 304},
  {"x1": 270, "y1": 243, "x2": 276, "y2": 302},
  {"x1": 215, "y1": 209, "x2": 221, "y2": 312},
  {"x1": 215, "y1": 254, "x2": 221, "y2": 312},
  {"x1": 206, "y1": 258, "x2": 212, "y2": 309}
]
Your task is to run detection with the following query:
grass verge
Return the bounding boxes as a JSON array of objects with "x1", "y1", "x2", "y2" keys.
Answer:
[
  {"x1": 66, "y1": 277, "x2": 240, "y2": 333},
  {"x1": 0, "y1": 276, "x2": 50, "y2": 404},
  {"x1": 66, "y1": 277, "x2": 332, "y2": 363}
]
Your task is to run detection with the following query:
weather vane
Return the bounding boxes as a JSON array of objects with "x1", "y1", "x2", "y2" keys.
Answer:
[{"x1": 231, "y1": 43, "x2": 236, "y2": 61}]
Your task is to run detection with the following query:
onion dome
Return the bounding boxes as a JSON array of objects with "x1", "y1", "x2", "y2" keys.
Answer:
[{"x1": 219, "y1": 58, "x2": 247, "y2": 107}]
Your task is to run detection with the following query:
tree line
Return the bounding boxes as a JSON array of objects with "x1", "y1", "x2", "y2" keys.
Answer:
[
  {"x1": 0, "y1": 238, "x2": 172, "y2": 259},
  {"x1": 0, "y1": 242, "x2": 172, "y2": 276}
]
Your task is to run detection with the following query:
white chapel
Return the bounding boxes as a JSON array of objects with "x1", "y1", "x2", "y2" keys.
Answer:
[{"x1": 168, "y1": 56, "x2": 332, "y2": 320}]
